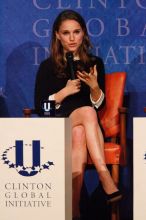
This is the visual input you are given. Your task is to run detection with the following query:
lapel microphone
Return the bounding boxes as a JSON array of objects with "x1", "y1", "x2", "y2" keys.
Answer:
[{"x1": 66, "y1": 52, "x2": 75, "y2": 80}]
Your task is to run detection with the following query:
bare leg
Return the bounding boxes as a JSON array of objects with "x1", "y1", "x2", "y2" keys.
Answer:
[
  {"x1": 72, "y1": 125, "x2": 87, "y2": 218},
  {"x1": 70, "y1": 106, "x2": 118, "y2": 194}
]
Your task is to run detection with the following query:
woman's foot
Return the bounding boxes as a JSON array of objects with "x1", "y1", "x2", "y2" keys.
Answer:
[
  {"x1": 105, "y1": 190, "x2": 122, "y2": 204},
  {"x1": 98, "y1": 170, "x2": 122, "y2": 203},
  {"x1": 98, "y1": 170, "x2": 118, "y2": 193}
]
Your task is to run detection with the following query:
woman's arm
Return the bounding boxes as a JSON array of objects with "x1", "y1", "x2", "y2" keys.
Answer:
[
  {"x1": 54, "y1": 79, "x2": 81, "y2": 104},
  {"x1": 34, "y1": 61, "x2": 81, "y2": 114}
]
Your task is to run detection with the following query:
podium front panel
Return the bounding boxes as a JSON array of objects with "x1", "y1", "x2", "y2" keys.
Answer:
[
  {"x1": 134, "y1": 118, "x2": 146, "y2": 220},
  {"x1": 0, "y1": 118, "x2": 72, "y2": 220}
]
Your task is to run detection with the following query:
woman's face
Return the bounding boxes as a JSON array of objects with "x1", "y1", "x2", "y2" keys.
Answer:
[{"x1": 56, "y1": 19, "x2": 84, "y2": 55}]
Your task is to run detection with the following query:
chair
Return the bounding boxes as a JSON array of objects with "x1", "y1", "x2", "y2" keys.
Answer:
[
  {"x1": 87, "y1": 72, "x2": 127, "y2": 220},
  {"x1": 23, "y1": 72, "x2": 127, "y2": 220}
]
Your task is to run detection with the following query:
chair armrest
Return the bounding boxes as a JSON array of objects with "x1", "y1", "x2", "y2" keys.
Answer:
[
  {"x1": 119, "y1": 107, "x2": 127, "y2": 114},
  {"x1": 23, "y1": 108, "x2": 37, "y2": 117},
  {"x1": 144, "y1": 107, "x2": 146, "y2": 113},
  {"x1": 118, "y1": 107, "x2": 128, "y2": 165}
]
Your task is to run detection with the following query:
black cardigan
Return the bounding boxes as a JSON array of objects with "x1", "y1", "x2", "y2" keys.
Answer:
[{"x1": 34, "y1": 55, "x2": 105, "y2": 117}]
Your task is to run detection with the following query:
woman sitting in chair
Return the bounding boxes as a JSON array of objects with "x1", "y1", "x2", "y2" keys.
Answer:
[{"x1": 34, "y1": 9, "x2": 122, "y2": 220}]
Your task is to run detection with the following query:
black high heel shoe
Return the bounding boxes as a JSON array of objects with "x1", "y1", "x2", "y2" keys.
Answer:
[
  {"x1": 98, "y1": 182, "x2": 123, "y2": 204},
  {"x1": 106, "y1": 190, "x2": 122, "y2": 204}
]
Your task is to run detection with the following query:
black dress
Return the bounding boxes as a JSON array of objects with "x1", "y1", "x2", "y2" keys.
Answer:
[{"x1": 34, "y1": 55, "x2": 105, "y2": 117}]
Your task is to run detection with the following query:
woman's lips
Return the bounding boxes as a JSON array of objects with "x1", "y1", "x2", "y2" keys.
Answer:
[{"x1": 68, "y1": 43, "x2": 77, "y2": 47}]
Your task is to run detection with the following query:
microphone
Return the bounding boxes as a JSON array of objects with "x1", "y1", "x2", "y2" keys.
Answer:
[{"x1": 66, "y1": 52, "x2": 75, "y2": 80}]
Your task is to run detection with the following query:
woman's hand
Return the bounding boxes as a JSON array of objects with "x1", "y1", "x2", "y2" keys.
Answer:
[
  {"x1": 54, "y1": 79, "x2": 80, "y2": 104},
  {"x1": 76, "y1": 65, "x2": 99, "y2": 90},
  {"x1": 65, "y1": 79, "x2": 81, "y2": 96},
  {"x1": 77, "y1": 65, "x2": 102, "y2": 102}
]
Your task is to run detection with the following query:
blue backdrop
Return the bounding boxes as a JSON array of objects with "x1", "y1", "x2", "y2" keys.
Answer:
[{"x1": 1, "y1": 1, "x2": 146, "y2": 219}]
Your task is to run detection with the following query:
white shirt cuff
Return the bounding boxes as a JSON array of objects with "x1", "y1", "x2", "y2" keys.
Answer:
[
  {"x1": 49, "y1": 94, "x2": 55, "y2": 101},
  {"x1": 90, "y1": 90, "x2": 104, "y2": 109},
  {"x1": 48, "y1": 94, "x2": 61, "y2": 109}
]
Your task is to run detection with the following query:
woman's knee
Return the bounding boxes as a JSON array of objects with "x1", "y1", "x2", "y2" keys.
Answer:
[
  {"x1": 80, "y1": 106, "x2": 98, "y2": 123},
  {"x1": 70, "y1": 106, "x2": 99, "y2": 127}
]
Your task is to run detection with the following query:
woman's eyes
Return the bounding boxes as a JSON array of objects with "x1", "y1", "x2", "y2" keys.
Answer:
[
  {"x1": 74, "y1": 30, "x2": 81, "y2": 34},
  {"x1": 62, "y1": 31, "x2": 69, "y2": 35},
  {"x1": 62, "y1": 30, "x2": 81, "y2": 35}
]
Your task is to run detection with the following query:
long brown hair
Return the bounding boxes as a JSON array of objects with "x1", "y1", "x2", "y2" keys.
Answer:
[{"x1": 50, "y1": 10, "x2": 92, "y2": 76}]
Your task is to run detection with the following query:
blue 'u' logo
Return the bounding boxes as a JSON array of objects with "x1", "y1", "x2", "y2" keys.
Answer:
[
  {"x1": 16, "y1": 140, "x2": 41, "y2": 177},
  {"x1": 1, "y1": 140, "x2": 54, "y2": 177}
]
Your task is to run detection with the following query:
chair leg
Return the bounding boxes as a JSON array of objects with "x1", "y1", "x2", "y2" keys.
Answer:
[
  {"x1": 111, "y1": 164, "x2": 119, "y2": 186},
  {"x1": 111, "y1": 165, "x2": 120, "y2": 220},
  {"x1": 111, "y1": 203, "x2": 120, "y2": 220}
]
